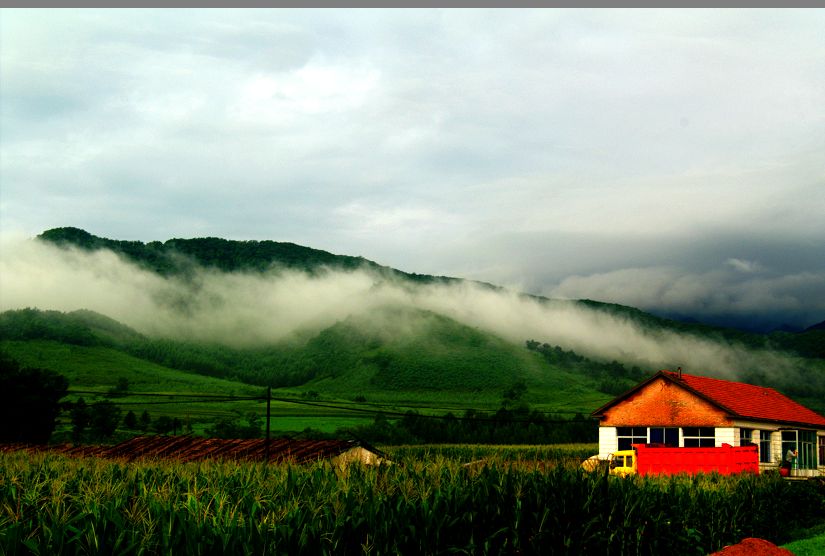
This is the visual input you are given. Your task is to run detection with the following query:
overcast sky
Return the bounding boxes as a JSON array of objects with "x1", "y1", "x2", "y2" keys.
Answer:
[{"x1": 1, "y1": 9, "x2": 823, "y2": 330}]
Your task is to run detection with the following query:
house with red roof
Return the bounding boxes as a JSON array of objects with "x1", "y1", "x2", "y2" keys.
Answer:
[{"x1": 591, "y1": 370, "x2": 825, "y2": 477}]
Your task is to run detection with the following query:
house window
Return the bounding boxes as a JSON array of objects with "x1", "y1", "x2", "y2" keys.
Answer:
[
  {"x1": 781, "y1": 430, "x2": 797, "y2": 467},
  {"x1": 649, "y1": 427, "x2": 679, "y2": 447},
  {"x1": 682, "y1": 427, "x2": 715, "y2": 447},
  {"x1": 782, "y1": 430, "x2": 818, "y2": 470},
  {"x1": 819, "y1": 436, "x2": 825, "y2": 466},
  {"x1": 799, "y1": 430, "x2": 817, "y2": 469},
  {"x1": 759, "y1": 430, "x2": 772, "y2": 464},
  {"x1": 740, "y1": 428, "x2": 754, "y2": 446},
  {"x1": 616, "y1": 427, "x2": 647, "y2": 451}
]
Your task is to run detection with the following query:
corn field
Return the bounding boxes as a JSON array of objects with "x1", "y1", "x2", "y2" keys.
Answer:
[{"x1": 1, "y1": 450, "x2": 824, "y2": 555}]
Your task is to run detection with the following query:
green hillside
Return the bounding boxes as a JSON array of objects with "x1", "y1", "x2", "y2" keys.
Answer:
[
  {"x1": 0, "y1": 306, "x2": 616, "y2": 442},
  {"x1": 3, "y1": 227, "x2": 822, "y2": 440},
  {"x1": 0, "y1": 340, "x2": 257, "y2": 396},
  {"x1": 0, "y1": 307, "x2": 608, "y2": 411}
]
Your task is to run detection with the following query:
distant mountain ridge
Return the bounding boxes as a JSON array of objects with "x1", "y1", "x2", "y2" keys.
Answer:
[
  {"x1": 35, "y1": 227, "x2": 824, "y2": 360},
  {"x1": 37, "y1": 227, "x2": 459, "y2": 285}
]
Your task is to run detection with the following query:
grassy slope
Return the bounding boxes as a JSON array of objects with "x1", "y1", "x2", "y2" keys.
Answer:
[
  {"x1": 0, "y1": 305, "x2": 612, "y2": 437},
  {"x1": 1, "y1": 307, "x2": 612, "y2": 410},
  {"x1": 273, "y1": 307, "x2": 609, "y2": 412},
  {"x1": 0, "y1": 340, "x2": 258, "y2": 395},
  {"x1": 782, "y1": 523, "x2": 825, "y2": 556},
  {"x1": 0, "y1": 339, "x2": 377, "y2": 435}
]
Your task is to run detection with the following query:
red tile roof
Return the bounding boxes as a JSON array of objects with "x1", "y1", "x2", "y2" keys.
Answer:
[{"x1": 661, "y1": 371, "x2": 825, "y2": 428}]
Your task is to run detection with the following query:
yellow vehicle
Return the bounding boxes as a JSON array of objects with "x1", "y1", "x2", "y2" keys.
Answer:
[{"x1": 609, "y1": 450, "x2": 635, "y2": 477}]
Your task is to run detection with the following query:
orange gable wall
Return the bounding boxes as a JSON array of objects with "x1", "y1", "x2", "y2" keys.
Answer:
[{"x1": 601, "y1": 377, "x2": 732, "y2": 427}]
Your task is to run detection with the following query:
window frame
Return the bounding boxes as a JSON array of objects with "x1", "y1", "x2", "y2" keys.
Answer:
[
  {"x1": 682, "y1": 427, "x2": 715, "y2": 447},
  {"x1": 759, "y1": 430, "x2": 772, "y2": 464},
  {"x1": 782, "y1": 429, "x2": 817, "y2": 470},
  {"x1": 616, "y1": 426, "x2": 647, "y2": 451}
]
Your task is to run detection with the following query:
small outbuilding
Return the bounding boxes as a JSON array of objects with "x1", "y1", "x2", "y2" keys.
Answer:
[{"x1": 591, "y1": 370, "x2": 825, "y2": 477}]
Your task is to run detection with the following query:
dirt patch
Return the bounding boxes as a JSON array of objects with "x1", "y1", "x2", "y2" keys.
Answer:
[{"x1": 709, "y1": 537, "x2": 795, "y2": 556}]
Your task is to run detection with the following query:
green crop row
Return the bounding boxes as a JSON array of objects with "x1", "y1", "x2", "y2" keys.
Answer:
[
  {"x1": 384, "y1": 443, "x2": 598, "y2": 466},
  {"x1": 1, "y1": 451, "x2": 823, "y2": 555}
]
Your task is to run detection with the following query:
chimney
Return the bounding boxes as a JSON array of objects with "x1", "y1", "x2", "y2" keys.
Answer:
[{"x1": 677, "y1": 367, "x2": 682, "y2": 379}]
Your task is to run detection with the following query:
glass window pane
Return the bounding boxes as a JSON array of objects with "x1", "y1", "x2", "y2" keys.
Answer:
[
  {"x1": 759, "y1": 431, "x2": 772, "y2": 463},
  {"x1": 799, "y1": 430, "x2": 816, "y2": 469}
]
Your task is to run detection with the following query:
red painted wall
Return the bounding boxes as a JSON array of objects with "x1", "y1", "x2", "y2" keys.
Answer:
[{"x1": 634, "y1": 444, "x2": 759, "y2": 476}]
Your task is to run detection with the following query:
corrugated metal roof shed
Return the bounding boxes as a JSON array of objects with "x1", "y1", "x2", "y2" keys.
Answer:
[{"x1": 0, "y1": 435, "x2": 384, "y2": 464}]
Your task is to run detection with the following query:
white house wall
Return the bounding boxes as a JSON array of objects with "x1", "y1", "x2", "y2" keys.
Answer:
[
  {"x1": 598, "y1": 426, "x2": 616, "y2": 459},
  {"x1": 598, "y1": 423, "x2": 823, "y2": 476},
  {"x1": 715, "y1": 427, "x2": 735, "y2": 447}
]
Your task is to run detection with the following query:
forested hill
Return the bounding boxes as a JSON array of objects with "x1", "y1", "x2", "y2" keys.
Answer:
[
  {"x1": 37, "y1": 227, "x2": 458, "y2": 284},
  {"x1": 36, "y1": 227, "x2": 824, "y2": 360}
]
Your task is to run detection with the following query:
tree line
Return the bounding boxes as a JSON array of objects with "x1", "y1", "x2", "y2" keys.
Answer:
[
  {"x1": 345, "y1": 407, "x2": 597, "y2": 445},
  {"x1": 525, "y1": 340, "x2": 647, "y2": 396}
]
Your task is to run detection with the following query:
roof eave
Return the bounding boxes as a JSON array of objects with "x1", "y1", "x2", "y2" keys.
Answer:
[{"x1": 732, "y1": 416, "x2": 825, "y2": 430}]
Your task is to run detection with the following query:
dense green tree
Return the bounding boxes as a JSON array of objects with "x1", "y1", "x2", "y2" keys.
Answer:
[
  {"x1": 204, "y1": 413, "x2": 262, "y2": 439},
  {"x1": 349, "y1": 408, "x2": 597, "y2": 445},
  {"x1": 502, "y1": 379, "x2": 527, "y2": 407},
  {"x1": 139, "y1": 410, "x2": 152, "y2": 431},
  {"x1": 108, "y1": 377, "x2": 130, "y2": 397},
  {"x1": 153, "y1": 416, "x2": 176, "y2": 434},
  {"x1": 0, "y1": 353, "x2": 68, "y2": 444},
  {"x1": 123, "y1": 410, "x2": 138, "y2": 430},
  {"x1": 89, "y1": 401, "x2": 121, "y2": 439},
  {"x1": 70, "y1": 398, "x2": 91, "y2": 443}
]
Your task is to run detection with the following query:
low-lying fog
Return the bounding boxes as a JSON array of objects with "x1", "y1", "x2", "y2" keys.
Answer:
[{"x1": 0, "y1": 236, "x2": 803, "y2": 379}]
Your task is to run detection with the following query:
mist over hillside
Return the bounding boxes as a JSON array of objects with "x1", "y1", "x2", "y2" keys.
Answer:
[{"x1": 0, "y1": 228, "x2": 820, "y2": 392}]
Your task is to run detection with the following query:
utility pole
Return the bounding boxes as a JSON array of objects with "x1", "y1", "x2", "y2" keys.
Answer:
[{"x1": 265, "y1": 386, "x2": 271, "y2": 463}]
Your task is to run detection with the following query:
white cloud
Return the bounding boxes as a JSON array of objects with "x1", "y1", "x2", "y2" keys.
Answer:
[
  {"x1": 726, "y1": 258, "x2": 763, "y2": 274},
  {"x1": 1, "y1": 9, "x2": 824, "y2": 328},
  {"x1": 231, "y1": 61, "x2": 380, "y2": 124}
]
